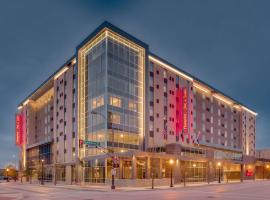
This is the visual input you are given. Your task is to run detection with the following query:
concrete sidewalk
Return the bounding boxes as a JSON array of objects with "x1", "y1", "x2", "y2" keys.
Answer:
[{"x1": 5, "y1": 179, "x2": 260, "y2": 192}]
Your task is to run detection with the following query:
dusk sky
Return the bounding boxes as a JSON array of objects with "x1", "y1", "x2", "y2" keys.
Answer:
[{"x1": 0, "y1": 0, "x2": 270, "y2": 168}]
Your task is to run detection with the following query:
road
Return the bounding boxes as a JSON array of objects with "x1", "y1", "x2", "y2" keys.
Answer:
[{"x1": 1, "y1": 180, "x2": 270, "y2": 200}]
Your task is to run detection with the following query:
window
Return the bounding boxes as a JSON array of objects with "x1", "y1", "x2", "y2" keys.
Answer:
[
  {"x1": 109, "y1": 113, "x2": 121, "y2": 124},
  {"x1": 91, "y1": 95, "x2": 104, "y2": 109},
  {"x1": 109, "y1": 96, "x2": 121, "y2": 107},
  {"x1": 128, "y1": 100, "x2": 137, "y2": 112},
  {"x1": 163, "y1": 70, "x2": 167, "y2": 78}
]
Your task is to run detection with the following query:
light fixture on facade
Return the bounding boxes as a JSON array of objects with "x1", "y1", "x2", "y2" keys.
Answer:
[
  {"x1": 242, "y1": 106, "x2": 258, "y2": 116},
  {"x1": 72, "y1": 59, "x2": 77, "y2": 65},
  {"x1": 149, "y1": 55, "x2": 193, "y2": 81},
  {"x1": 54, "y1": 66, "x2": 69, "y2": 80},
  {"x1": 193, "y1": 83, "x2": 211, "y2": 94},
  {"x1": 212, "y1": 93, "x2": 233, "y2": 105},
  {"x1": 23, "y1": 99, "x2": 29, "y2": 106}
]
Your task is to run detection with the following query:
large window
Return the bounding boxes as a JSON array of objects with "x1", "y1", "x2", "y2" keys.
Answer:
[
  {"x1": 128, "y1": 100, "x2": 137, "y2": 112},
  {"x1": 91, "y1": 95, "x2": 104, "y2": 109},
  {"x1": 109, "y1": 96, "x2": 122, "y2": 107},
  {"x1": 109, "y1": 112, "x2": 121, "y2": 124}
]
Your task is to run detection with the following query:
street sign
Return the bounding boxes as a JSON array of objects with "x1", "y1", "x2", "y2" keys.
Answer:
[
  {"x1": 79, "y1": 139, "x2": 101, "y2": 148},
  {"x1": 85, "y1": 140, "x2": 101, "y2": 148}
]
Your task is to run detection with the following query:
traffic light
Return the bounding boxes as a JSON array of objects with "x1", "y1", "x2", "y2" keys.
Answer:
[{"x1": 79, "y1": 139, "x2": 84, "y2": 148}]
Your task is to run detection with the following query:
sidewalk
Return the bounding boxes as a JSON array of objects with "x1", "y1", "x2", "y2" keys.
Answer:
[{"x1": 7, "y1": 179, "x2": 263, "y2": 192}]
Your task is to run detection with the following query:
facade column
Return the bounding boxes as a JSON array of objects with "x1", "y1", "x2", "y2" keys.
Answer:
[
  {"x1": 241, "y1": 164, "x2": 244, "y2": 182},
  {"x1": 253, "y1": 164, "x2": 256, "y2": 181},
  {"x1": 132, "y1": 156, "x2": 137, "y2": 179},
  {"x1": 77, "y1": 164, "x2": 84, "y2": 184},
  {"x1": 66, "y1": 165, "x2": 72, "y2": 184},
  {"x1": 119, "y1": 158, "x2": 123, "y2": 179},
  {"x1": 146, "y1": 156, "x2": 151, "y2": 179},
  {"x1": 53, "y1": 165, "x2": 57, "y2": 185},
  {"x1": 158, "y1": 158, "x2": 163, "y2": 179},
  {"x1": 207, "y1": 161, "x2": 210, "y2": 184},
  {"x1": 174, "y1": 159, "x2": 181, "y2": 184}
]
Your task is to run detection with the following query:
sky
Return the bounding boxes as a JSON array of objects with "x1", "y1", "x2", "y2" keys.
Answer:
[{"x1": 0, "y1": 0, "x2": 270, "y2": 168}]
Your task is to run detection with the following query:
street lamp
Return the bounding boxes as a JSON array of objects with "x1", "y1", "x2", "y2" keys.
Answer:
[
  {"x1": 169, "y1": 159, "x2": 174, "y2": 187},
  {"x1": 217, "y1": 162, "x2": 221, "y2": 183},
  {"x1": 6, "y1": 168, "x2": 9, "y2": 182},
  {"x1": 41, "y1": 159, "x2": 44, "y2": 185},
  {"x1": 151, "y1": 172, "x2": 154, "y2": 189},
  {"x1": 91, "y1": 110, "x2": 116, "y2": 190}
]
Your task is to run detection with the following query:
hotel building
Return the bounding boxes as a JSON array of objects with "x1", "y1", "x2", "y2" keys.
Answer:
[{"x1": 15, "y1": 21, "x2": 258, "y2": 186}]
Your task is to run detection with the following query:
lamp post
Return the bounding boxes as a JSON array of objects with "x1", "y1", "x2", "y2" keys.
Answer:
[
  {"x1": 169, "y1": 159, "x2": 174, "y2": 187},
  {"x1": 217, "y1": 162, "x2": 221, "y2": 183},
  {"x1": 240, "y1": 163, "x2": 243, "y2": 183},
  {"x1": 6, "y1": 168, "x2": 9, "y2": 182},
  {"x1": 41, "y1": 159, "x2": 44, "y2": 185},
  {"x1": 91, "y1": 110, "x2": 115, "y2": 190},
  {"x1": 151, "y1": 172, "x2": 154, "y2": 189}
]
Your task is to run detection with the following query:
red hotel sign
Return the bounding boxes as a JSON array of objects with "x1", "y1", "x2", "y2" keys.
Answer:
[
  {"x1": 15, "y1": 114, "x2": 23, "y2": 146},
  {"x1": 182, "y1": 87, "x2": 188, "y2": 134}
]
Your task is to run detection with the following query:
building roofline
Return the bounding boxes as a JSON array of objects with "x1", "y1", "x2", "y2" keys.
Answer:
[
  {"x1": 76, "y1": 21, "x2": 149, "y2": 51},
  {"x1": 18, "y1": 55, "x2": 76, "y2": 107},
  {"x1": 18, "y1": 21, "x2": 257, "y2": 115},
  {"x1": 149, "y1": 52, "x2": 257, "y2": 114}
]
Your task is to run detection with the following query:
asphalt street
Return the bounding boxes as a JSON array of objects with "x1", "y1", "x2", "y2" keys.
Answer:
[{"x1": 0, "y1": 180, "x2": 270, "y2": 200}]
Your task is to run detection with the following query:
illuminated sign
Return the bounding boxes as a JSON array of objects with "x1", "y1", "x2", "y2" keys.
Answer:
[
  {"x1": 176, "y1": 87, "x2": 190, "y2": 142},
  {"x1": 246, "y1": 169, "x2": 253, "y2": 177},
  {"x1": 15, "y1": 114, "x2": 23, "y2": 146},
  {"x1": 176, "y1": 88, "x2": 182, "y2": 139},
  {"x1": 182, "y1": 87, "x2": 188, "y2": 134}
]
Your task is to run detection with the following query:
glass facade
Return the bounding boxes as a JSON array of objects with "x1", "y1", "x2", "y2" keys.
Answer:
[
  {"x1": 106, "y1": 35, "x2": 144, "y2": 151},
  {"x1": 79, "y1": 29, "x2": 145, "y2": 158},
  {"x1": 78, "y1": 29, "x2": 145, "y2": 182}
]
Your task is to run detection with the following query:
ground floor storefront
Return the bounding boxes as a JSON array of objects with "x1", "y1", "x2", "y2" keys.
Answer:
[
  {"x1": 52, "y1": 155, "x2": 253, "y2": 186},
  {"x1": 22, "y1": 151, "x2": 270, "y2": 187}
]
